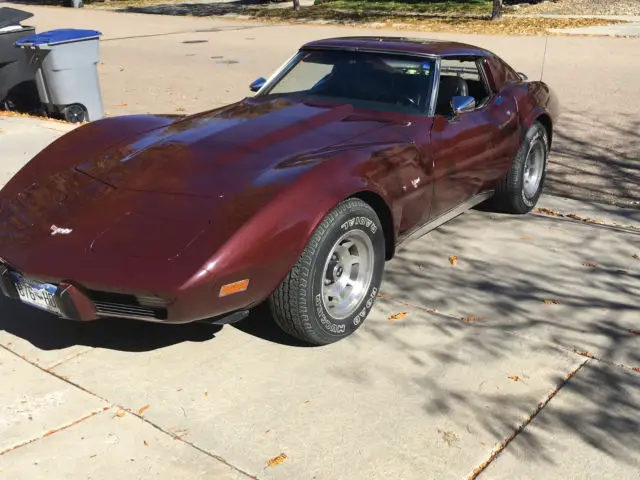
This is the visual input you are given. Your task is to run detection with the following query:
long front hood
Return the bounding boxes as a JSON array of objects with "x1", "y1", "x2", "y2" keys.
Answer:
[{"x1": 74, "y1": 97, "x2": 390, "y2": 197}]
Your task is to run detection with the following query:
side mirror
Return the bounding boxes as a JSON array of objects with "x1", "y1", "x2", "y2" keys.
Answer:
[
  {"x1": 450, "y1": 96, "x2": 476, "y2": 115},
  {"x1": 249, "y1": 77, "x2": 266, "y2": 92}
]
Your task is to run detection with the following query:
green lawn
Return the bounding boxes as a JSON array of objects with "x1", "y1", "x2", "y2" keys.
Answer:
[{"x1": 313, "y1": 0, "x2": 493, "y2": 15}]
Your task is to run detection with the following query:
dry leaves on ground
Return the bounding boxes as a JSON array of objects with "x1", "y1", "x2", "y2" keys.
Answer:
[
  {"x1": 138, "y1": 404, "x2": 151, "y2": 415},
  {"x1": 388, "y1": 312, "x2": 408, "y2": 321},
  {"x1": 115, "y1": 410, "x2": 127, "y2": 418},
  {"x1": 255, "y1": 8, "x2": 621, "y2": 36},
  {"x1": 633, "y1": 367, "x2": 640, "y2": 373},
  {"x1": 143, "y1": 440, "x2": 149, "y2": 446},
  {"x1": 508, "y1": 375, "x2": 522, "y2": 382},
  {"x1": 544, "y1": 299, "x2": 560, "y2": 305},
  {"x1": 461, "y1": 315, "x2": 477, "y2": 323},
  {"x1": 266, "y1": 453, "x2": 287, "y2": 468},
  {"x1": 449, "y1": 255, "x2": 458, "y2": 265},
  {"x1": 583, "y1": 262, "x2": 598, "y2": 268}
]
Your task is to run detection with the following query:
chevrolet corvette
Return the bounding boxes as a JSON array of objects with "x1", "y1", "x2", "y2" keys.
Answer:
[{"x1": 0, "y1": 37, "x2": 559, "y2": 345}]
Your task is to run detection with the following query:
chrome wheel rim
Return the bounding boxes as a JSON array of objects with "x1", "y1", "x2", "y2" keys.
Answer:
[
  {"x1": 523, "y1": 140, "x2": 545, "y2": 199},
  {"x1": 321, "y1": 230, "x2": 375, "y2": 320}
]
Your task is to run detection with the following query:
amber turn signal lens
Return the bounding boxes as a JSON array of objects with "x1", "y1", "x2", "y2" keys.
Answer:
[{"x1": 219, "y1": 279, "x2": 250, "y2": 297}]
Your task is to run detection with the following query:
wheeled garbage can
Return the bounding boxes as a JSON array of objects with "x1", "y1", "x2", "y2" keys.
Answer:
[
  {"x1": 0, "y1": 7, "x2": 40, "y2": 112},
  {"x1": 15, "y1": 28, "x2": 104, "y2": 123}
]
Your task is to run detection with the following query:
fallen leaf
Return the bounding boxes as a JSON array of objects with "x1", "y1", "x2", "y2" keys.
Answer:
[
  {"x1": 633, "y1": 367, "x2": 640, "y2": 373},
  {"x1": 120, "y1": 104, "x2": 128, "y2": 107},
  {"x1": 304, "y1": 400, "x2": 310, "y2": 404},
  {"x1": 520, "y1": 235, "x2": 533, "y2": 241},
  {"x1": 265, "y1": 429, "x2": 271, "y2": 434},
  {"x1": 449, "y1": 255, "x2": 458, "y2": 265},
  {"x1": 143, "y1": 440, "x2": 149, "y2": 446},
  {"x1": 629, "y1": 329, "x2": 640, "y2": 335},
  {"x1": 534, "y1": 207, "x2": 560, "y2": 216},
  {"x1": 138, "y1": 404, "x2": 150, "y2": 415},
  {"x1": 204, "y1": 391, "x2": 208, "y2": 397},
  {"x1": 461, "y1": 315, "x2": 477, "y2": 323},
  {"x1": 266, "y1": 453, "x2": 287, "y2": 468},
  {"x1": 176, "y1": 388, "x2": 183, "y2": 392},
  {"x1": 543, "y1": 299, "x2": 560, "y2": 305},
  {"x1": 508, "y1": 375, "x2": 522, "y2": 382},
  {"x1": 115, "y1": 410, "x2": 126, "y2": 418},
  {"x1": 388, "y1": 312, "x2": 408, "y2": 321},
  {"x1": 582, "y1": 262, "x2": 598, "y2": 268}
]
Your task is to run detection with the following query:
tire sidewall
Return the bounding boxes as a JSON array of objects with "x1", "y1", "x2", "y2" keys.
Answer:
[
  {"x1": 518, "y1": 123, "x2": 549, "y2": 209},
  {"x1": 302, "y1": 203, "x2": 385, "y2": 343}
]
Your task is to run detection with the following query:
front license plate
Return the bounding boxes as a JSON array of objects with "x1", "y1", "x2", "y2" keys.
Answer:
[{"x1": 11, "y1": 274, "x2": 61, "y2": 315}]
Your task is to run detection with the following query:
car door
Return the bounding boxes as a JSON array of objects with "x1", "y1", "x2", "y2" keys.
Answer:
[{"x1": 425, "y1": 56, "x2": 508, "y2": 219}]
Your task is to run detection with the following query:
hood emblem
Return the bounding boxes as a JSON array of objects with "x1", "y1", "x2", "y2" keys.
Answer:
[{"x1": 50, "y1": 225, "x2": 73, "y2": 236}]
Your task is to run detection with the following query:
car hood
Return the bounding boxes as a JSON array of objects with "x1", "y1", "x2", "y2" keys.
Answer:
[
  {"x1": 73, "y1": 96, "x2": 394, "y2": 198},
  {"x1": 0, "y1": 97, "x2": 402, "y2": 276}
]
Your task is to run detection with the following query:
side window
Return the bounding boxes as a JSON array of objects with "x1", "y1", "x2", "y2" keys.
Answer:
[{"x1": 435, "y1": 57, "x2": 493, "y2": 115}]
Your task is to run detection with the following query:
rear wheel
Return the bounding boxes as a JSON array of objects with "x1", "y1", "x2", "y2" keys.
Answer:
[
  {"x1": 269, "y1": 198, "x2": 385, "y2": 346},
  {"x1": 62, "y1": 104, "x2": 87, "y2": 123},
  {"x1": 493, "y1": 121, "x2": 549, "y2": 214}
]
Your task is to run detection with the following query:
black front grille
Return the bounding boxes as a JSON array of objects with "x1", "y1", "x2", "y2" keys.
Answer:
[{"x1": 88, "y1": 290, "x2": 168, "y2": 320}]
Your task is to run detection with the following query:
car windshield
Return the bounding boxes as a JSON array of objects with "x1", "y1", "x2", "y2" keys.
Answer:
[{"x1": 259, "y1": 49, "x2": 436, "y2": 116}]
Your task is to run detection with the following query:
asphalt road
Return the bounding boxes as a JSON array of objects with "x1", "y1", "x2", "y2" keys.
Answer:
[{"x1": 7, "y1": 3, "x2": 640, "y2": 209}]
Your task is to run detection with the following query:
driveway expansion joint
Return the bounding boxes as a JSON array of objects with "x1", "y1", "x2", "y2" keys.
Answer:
[
  {"x1": 0, "y1": 345, "x2": 257, "y2": 479},
  {"x1": 467, "y1": 357, "x2": 590, "y2": 479},
  {"x1": 0, "y1": 405, "x2": 108, "y2": 457}
]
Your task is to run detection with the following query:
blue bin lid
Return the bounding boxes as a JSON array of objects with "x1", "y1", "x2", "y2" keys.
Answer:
[{"x1": 15, "y1": 28, "x2": 102, "y2": 47}]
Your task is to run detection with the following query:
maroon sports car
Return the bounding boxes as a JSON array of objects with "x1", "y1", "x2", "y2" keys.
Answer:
[{"x1": 0, "y1": 37, "x2": 559, "y2": 345}]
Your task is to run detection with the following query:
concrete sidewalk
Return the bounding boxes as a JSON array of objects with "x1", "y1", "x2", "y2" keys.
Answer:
[{"x1": 1, "y1": 113, "x2": 639, "y2": 479}]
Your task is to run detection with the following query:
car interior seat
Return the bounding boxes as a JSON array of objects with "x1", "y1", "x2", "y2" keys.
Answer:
[{"x1": 435, "y1": 75, "x2": 469, "y2": 115}]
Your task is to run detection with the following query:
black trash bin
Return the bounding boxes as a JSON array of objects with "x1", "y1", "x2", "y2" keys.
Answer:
[{"x1": 0, "y1": 7, "x2": 40, "y2": 113}]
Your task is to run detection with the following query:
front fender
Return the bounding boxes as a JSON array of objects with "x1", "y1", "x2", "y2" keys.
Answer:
[{"x1": 181, "y1": 149, "x2": 394, "y2": 310}]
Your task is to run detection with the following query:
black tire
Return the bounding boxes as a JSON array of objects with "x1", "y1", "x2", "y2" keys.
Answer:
[
  {"x1": 62, "y1": 104, "x2": 88, "y2": 123},
  {"x1": 269, "y1": 198, "x2": 385, "y2": 346},
  {"x1": 492, "y1": 121, "x2": 549, "y2": 214}
]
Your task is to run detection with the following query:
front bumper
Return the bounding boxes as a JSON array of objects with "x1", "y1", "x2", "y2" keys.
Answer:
[{"x1": 0, "y1": 262, "x2": 168, "y2": 322}]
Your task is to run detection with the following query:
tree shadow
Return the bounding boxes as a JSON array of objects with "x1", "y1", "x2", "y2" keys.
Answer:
[
  {"x1": 546, "y1": 109, "x2": 640, "y2": 209},
  {"x1": 343, "y1": 206, "x2": 640, "y2": 466},
  {"x1": 116, "y1": 0, "x2": 280, "y2": 18}
]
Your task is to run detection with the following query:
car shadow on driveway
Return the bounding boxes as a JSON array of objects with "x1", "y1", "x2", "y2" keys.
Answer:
[
  {"x1": 0, "y1": 296, "x2": 223, "y2": 352},
  {"x1": 0, "y1": 296, "x2": 309, "y2": 352}
]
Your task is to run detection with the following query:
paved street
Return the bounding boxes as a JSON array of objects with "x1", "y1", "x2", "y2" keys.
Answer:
[{"x1": 1, "y1": 4, "x2": 640, "y2": 480}]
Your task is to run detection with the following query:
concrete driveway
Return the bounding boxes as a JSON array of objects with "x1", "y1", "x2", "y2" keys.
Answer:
[{"x1": 1, "y1": 115, "x2": 639, "y2": 479}]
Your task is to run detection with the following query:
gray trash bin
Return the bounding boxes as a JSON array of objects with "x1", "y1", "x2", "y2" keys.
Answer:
[{"x1": 16, "y1": 28, "x2": 103, "y2": 123}]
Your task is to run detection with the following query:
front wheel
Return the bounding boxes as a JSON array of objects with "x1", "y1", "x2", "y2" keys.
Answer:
[
  {"x1": 492, "y1": 121, "x2": 549, "y2": 214},
  {"x1": 269, "y1": 198, "x2": 385, "y2": 346}
]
